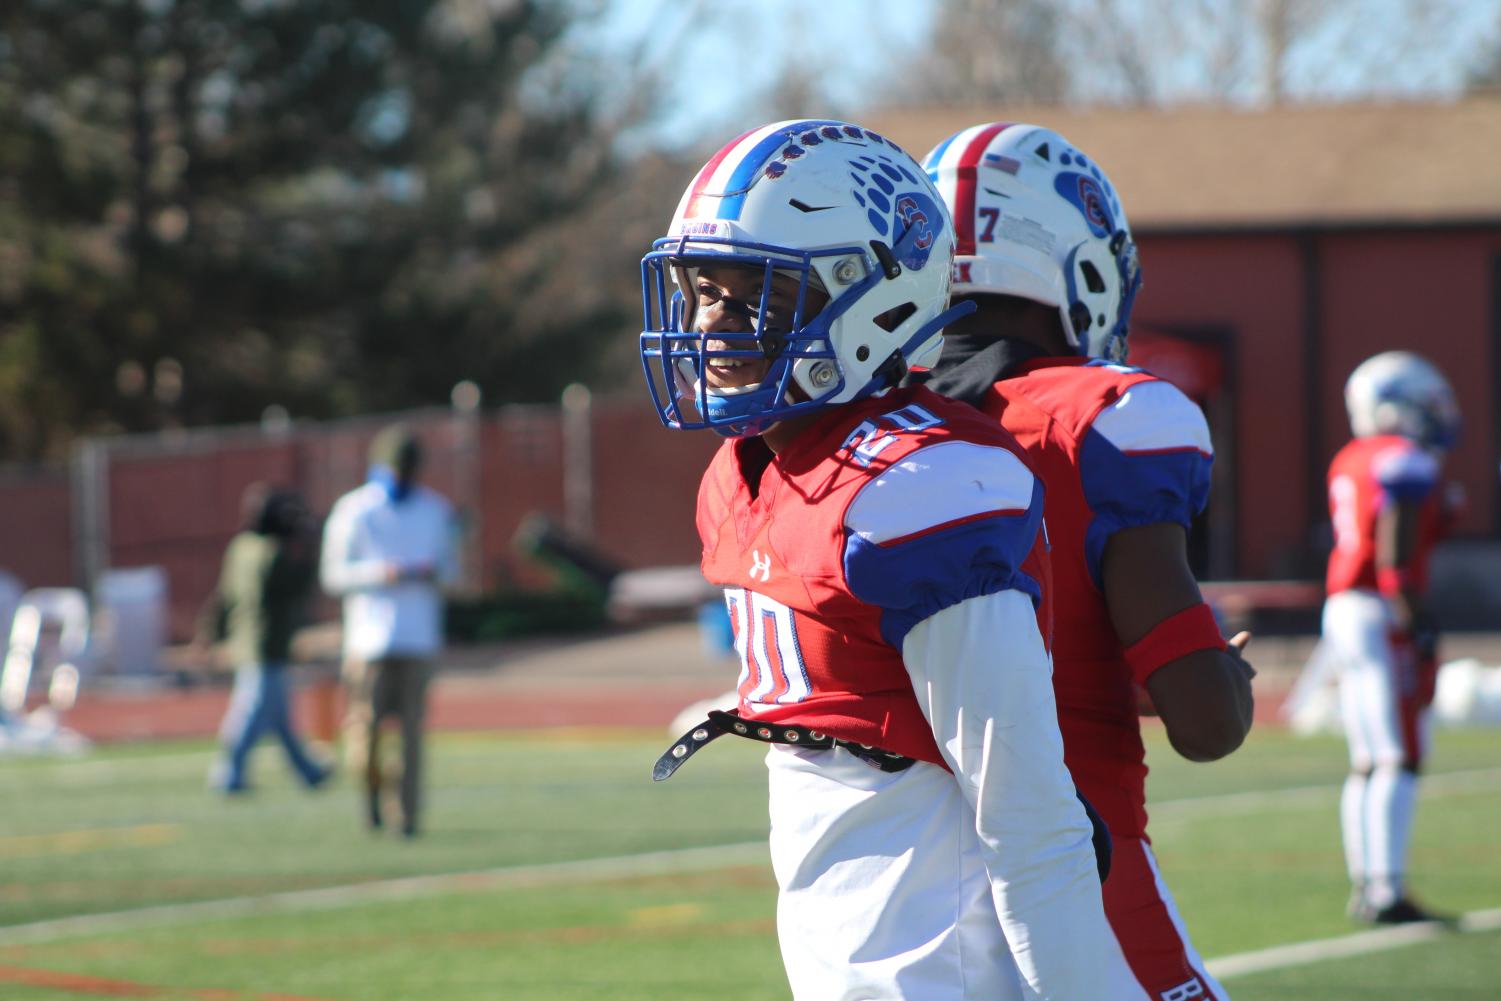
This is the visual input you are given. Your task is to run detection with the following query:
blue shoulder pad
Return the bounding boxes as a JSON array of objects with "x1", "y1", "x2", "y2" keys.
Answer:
[{"x1": 1079, "y1": 381, "x2": 1214, "y2": 587}]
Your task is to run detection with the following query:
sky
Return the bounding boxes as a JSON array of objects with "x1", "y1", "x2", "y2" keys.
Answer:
[
  {"x1": 573, "y1": 0, "x2": 1501, "y2": 152},
  {"x1": 576, "y1": 0, "x2": 935, "y2": 149}
]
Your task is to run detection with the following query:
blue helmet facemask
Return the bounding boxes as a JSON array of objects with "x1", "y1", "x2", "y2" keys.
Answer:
[{"x1": 640, "y1": 246, "x2": 856, "y2": 438}]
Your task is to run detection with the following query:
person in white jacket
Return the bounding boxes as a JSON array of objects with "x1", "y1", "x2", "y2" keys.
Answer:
[{"x1": 321, "y1": 424, "x2": 456, "y2": 838}]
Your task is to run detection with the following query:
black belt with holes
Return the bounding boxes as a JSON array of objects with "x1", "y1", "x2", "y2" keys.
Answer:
[{"x1": 652, "y1": 709, "x2": 917, "y2": 782}]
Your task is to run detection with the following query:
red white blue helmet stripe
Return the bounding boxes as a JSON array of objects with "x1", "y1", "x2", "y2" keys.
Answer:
[
  {"x1": 681, "y1": 119, "x2": 852, "y2": 221},
  {"x1": 921, "y1": 122, "x2": 1020, "y2": 256}
]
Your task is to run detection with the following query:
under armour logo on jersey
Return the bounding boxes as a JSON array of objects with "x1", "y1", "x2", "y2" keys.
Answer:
[
  {"x1": 1159, "y1": 978, "x2": 1206, "y2": 1001},
  {"x1": 748, "y1": 550, "x2": 772, "y2": 582}
]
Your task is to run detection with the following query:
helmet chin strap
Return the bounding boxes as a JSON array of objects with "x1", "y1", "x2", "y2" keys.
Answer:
[
  {"x1": 697, "y1": 359, "x2": 802, "y2": 438},
  {"x1": 852, "y1": 299, "x2": 978, "y2": 400},
  {"x1": 701, "y1": 382, "x2": 776, "y2": 438},
  {"x1": 1109, "y1": 230, "x2": 1142, "y2": 362}
]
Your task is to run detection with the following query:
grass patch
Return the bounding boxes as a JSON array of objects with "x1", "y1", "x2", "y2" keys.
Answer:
[{"x1": 2, "y1": 723, "x2": 1498, "y2": 999}]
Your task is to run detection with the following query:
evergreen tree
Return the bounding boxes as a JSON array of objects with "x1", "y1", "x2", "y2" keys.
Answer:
[{"x1": 0, "y1": 0, "x2": 629, "y2": 461}]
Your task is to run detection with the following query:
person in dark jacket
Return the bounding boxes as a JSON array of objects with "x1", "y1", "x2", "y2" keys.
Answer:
[{"x1": 206, "y1": 483, "x2": 331, "y2": 793}]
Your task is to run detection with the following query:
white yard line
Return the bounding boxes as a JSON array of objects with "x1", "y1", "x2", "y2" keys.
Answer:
[
  {"x1": 1150, "y1": 766, "x2": 1501, "y2": 823},
  {"x1": 0, "y1": 750, "x2": 207, "y2": 784},
  {"x1": 0, "y1": 841, "x2": 769, "y2": 945},
  {"x1": 1208, "y1": 907, "x2": 1501, "y2": 979},
  {"x1": 3, "y1": 764, "x2": 1498, "y2": 957}
]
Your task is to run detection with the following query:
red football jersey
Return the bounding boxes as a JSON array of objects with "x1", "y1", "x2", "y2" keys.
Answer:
[
  {"x1": 1325, "y1": 434, "x2": 1451, "y2": 597},
  {"x1": 979, "y1": 358, "x2": 1214, "y2": 839},
  {"x1": 696, "y1": 384, "x2": 1050, "y2": 768}
]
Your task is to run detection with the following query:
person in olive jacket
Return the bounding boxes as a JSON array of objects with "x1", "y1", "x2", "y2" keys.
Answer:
[{"x1": 205, "y1": 483, "x2": 331, "y2": 794}]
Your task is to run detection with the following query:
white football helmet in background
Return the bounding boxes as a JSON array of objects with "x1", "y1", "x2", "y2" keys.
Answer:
[
  {"x1": 923, "y1": 122, "x2": 1141, "y2": 362},
  {"x1": 640, "y1": 120, "x2": 969, "y2": 437},
  {"x1": 1344, "y1": 351, "x2": 1461, "y2": 450}
]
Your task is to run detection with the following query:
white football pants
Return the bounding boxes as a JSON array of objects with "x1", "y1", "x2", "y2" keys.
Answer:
[
  {"x1": 765, "y1": 744, "x2": 1145, "y2": 1001},
  {"x1": 1323, "y1": 589, "x2": 1426, "y2": 905}
]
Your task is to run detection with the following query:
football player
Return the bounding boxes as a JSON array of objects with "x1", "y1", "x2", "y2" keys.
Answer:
[
  {"x1": 1326, "y1": 351, "x2": 1461, "y2": 924},
  {"x1": 641, "y1": 120, "x2": 1141, "y2": 999},
  {"x1": 921, "y1": 122, "x2": 1255, "y2": 1000}
]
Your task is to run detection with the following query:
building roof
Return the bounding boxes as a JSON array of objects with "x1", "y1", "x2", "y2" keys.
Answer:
[{"x1": 868, "y1": 97, "x2": 1501, "y2": 231}]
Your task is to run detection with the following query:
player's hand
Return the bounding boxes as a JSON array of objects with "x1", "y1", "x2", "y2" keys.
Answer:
[
  {"x1": 1224, "y1": 631, "x2": 1256, "y2": 735},
  {"x1": 1227, "y1": 631, "x2": 1256, "y2": 679}
]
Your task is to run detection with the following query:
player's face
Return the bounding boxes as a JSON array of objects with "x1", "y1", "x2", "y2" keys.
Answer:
[{"x1": 693, "y1": 265, "x2": 828, "y2": 392}]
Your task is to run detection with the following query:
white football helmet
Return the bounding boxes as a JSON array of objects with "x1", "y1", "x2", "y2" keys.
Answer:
[
  {"x1": 640, "y1": 120, "x2": 970, "y2": 437},
  {"x1": 923, "y1": 123, "x2": 1142, "y2": 362},
  {"x1": 1344, "y1": 351, "x2": 1461, "y2": 450}
]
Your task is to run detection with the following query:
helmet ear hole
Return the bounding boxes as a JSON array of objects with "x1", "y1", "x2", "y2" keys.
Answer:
[
  {"x1": 1069, "y1": 301, "x2": 1093, "y2": 334},
  {"x1": 874, "y1": 302, "x2": 916, "y2": 332},
  {"x1": 1080, "y1": 260, "x2": 1107, "y2": 294}
]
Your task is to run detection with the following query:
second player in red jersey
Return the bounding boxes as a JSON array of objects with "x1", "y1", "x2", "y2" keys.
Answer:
[{"x1": 924, "y1": 122, "x2": 1255, "y2": 1001}]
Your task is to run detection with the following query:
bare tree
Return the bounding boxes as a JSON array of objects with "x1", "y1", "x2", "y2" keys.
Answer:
[
  {"x1": 899, "y1": 0, "x2": 1068, "y2": 105},
  {"x1": 896, "y1": 0, "x2": 1496, "y2": 110},
  {"x1": 1459, "y1": 6, "x2": 1501, "y2": 94},
  {"x1": 1124, "y1": 0, "x2": 1494, "y2": 105},
  {"x1": 1056, "y1": 0, "x2": 1326, "y2": 106}
]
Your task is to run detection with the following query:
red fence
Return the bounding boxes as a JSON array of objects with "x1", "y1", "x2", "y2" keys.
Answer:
[
  {"x1": 0, "y1": 468, "x2": 72, "y2": 589},
  {"x1": 0, "y1": 397, "x2": 717, "y2": 640}
]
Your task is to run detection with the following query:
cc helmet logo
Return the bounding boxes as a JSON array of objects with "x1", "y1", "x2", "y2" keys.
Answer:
[
  {"x1": 896, "y1": 196, "x2": 934, "y2": 250},
  {"x1": 1077, "y1": 176, "x2": 1110, "y2": 231},
  {"x1": 749, "y1": 550, "x2": 772, "y2": 582}
]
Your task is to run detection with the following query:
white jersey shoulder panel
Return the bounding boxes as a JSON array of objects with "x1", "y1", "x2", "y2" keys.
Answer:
[
  {"x1": 844, "y1": 440, "x2": 1035, "y2": 545},
  {"x1": 1090, "y1": 378, "x2": 1212, "y2": 455}
]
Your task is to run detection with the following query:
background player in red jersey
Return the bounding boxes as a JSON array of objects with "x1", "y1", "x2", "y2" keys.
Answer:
[
  {"x1": 922, "y1": 122, "x2": 1255, "y2": 1000},
  {"x1": 1325, "y1": 351, "x2": 1462, "y2": 925},
  {"x1": 641, "y1": 119, "x2": 1142, "y2": 1000}
]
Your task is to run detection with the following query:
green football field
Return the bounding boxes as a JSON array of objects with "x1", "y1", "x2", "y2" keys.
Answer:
[{"x1": 1, "y1": 723, "x2": 1498, "y2": 1000}]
